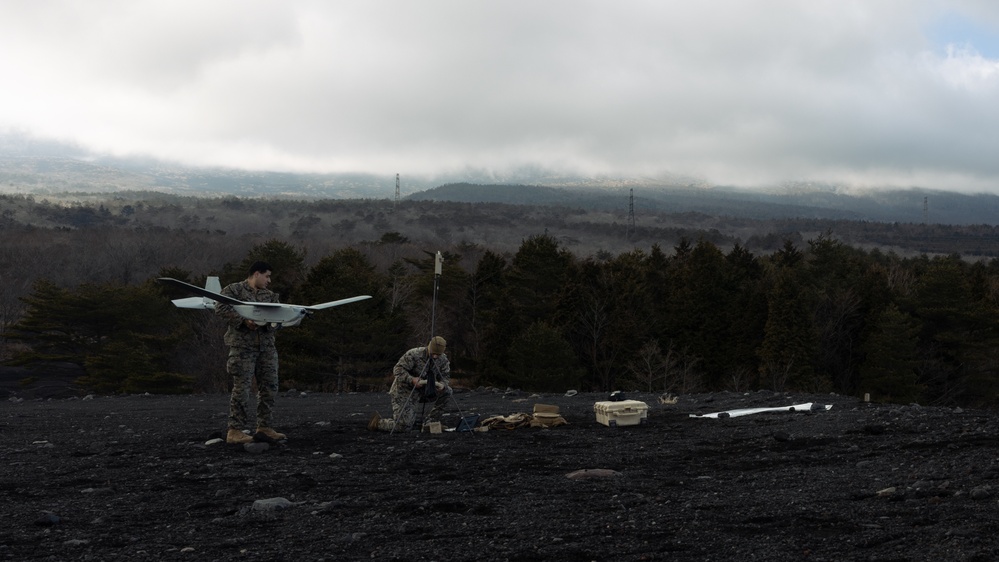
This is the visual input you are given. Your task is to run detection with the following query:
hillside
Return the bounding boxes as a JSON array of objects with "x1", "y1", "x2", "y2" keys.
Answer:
[
  {"x1": 3, "y1": 143, "x2": 999, "y2": 225},
  {"x1": 4, "y1": 185, "x2": 999, "y2": 264},
  {"x1": 410, "y1": 182, "x2": 999, "y2": 225}
]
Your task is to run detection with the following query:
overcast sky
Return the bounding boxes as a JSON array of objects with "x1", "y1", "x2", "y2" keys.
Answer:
[{"x1": 1, "y1": 1, "x2": 998, "y2": 192}]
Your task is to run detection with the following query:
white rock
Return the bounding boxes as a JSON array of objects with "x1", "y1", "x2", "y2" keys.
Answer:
[{"x1": 252, "y1": 497, "x2": 293, "y2": 511}]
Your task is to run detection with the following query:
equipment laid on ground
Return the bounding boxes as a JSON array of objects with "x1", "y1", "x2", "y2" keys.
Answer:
[
  {"x1": 688, "y1": 402, "x2": 832, "y2": 419},
  {"x1": 454, "y1": 414, "x2": 480, "y2": 432},
  {"x1": 594, "y1": 399, "x2": 649, "y2": 427},
  {"x1": 533, "y1": 404, "x2": 565, "y2": 427}
]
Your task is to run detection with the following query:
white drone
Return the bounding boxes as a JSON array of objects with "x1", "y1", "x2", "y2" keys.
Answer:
[{"x1": 158, "y1": 277, "x2": 371, "y2": 327}]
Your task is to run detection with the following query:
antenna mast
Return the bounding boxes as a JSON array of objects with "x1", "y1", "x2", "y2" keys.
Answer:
[{"x1": 431, "y1": 251, "x2": 442, "y2": 337}]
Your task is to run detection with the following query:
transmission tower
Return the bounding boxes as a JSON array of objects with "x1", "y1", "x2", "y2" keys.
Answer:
[
  {"x1": 394, "y1": 173, "x2": 400, "y2": 211},
  {"x1": 626, "y1": 188, "x2": 636, "y2": 241},
  {"x1": 923, "y1": 196, "x2": 928, "y2": 224}
]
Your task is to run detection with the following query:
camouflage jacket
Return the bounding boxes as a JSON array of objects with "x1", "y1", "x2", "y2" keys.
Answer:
[
  {"x1": 215, "y1": 280, "x2": 280, "y2": 349},
  {"x1": 392, "y1": 346, "x2": 451, "y2": 388}
]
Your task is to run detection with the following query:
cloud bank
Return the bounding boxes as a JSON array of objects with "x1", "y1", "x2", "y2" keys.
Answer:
[{"x1": 1, "y1": 0, "x2": 999, "y2": 192}]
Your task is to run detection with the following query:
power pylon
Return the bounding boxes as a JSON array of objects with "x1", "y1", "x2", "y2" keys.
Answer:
[
  {"x1": 394, "y1": 173, "x2": 400, "y2": 211},
  {"x1": 626, "y1": 188, "x2": 636, "y2": 241}
]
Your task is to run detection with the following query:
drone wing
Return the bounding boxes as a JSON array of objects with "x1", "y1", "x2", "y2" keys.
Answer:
[
  {"x1": 302, "y1": 295, "x2": 372, "y2": 311},
  {"x1": 159, "y1": 277, "x2": 372, "y2": 319},
  {"x1": 157, "y1": 277, "x2": 246, "y2": 307}
]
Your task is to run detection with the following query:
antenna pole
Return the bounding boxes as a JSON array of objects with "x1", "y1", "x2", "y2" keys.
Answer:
[{"x1": 431, "y1": 251, "x2": 442, "y2": 337}]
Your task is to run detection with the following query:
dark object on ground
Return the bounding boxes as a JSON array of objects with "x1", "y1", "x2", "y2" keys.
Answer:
[
  {"x1": 252, "y1": 431, "x2": 282, "y2": 446},
  {"x1": 2, "y1": 390, "x2": 998, "y2": 560}
]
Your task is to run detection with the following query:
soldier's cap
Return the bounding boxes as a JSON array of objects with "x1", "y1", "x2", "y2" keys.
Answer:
[{"x1": 428, "y1": 336, "x2": 446, "y2": 355}]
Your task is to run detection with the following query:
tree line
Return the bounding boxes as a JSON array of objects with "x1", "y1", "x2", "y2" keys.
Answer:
[{"x1": 4, "y1": 231, "x2": 999, "y2": 408}]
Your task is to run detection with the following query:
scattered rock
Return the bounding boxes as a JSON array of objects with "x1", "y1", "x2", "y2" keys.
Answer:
[
  {"x1": 566, "y1": 469, "x2": 623, "y2": 479},
  {"x1": 252, "y1": 497, "x2": 293, "y2": 511},
  {"x1": 35, "y1": 511, "x2": 61, "y2": 526},
  {"x1": 252, "y1": 431, "x2": 281, "y2": 445},
  {"x1": 970, "y1": 485, "x2": 992, "y2": 500},
  {"x1": 4, "y1": 390, "x2": 998, "y2": 561},
  {"x1": 243, "y1": 442, "x2": 270, "y2": 454}
]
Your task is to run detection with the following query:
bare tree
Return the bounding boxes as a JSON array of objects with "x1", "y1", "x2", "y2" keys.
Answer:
[
  {"x1": 170, "y1": 313, "x2": 230, "y2": 393},
  {"x1": 761, "y1": 356, "x2": 795, "y2": 392},
  {"x1": 725, "y1": 366, "x2": 754, "y2": 393},
  {"x1": 661, "y1": 340, "x2": 700, "y2": 394},
  {"x1": 625, "y1": 340, "x2": 667, "y2": 392}
]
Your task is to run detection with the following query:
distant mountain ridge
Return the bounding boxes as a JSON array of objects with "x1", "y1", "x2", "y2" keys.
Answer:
[
  {"x1": 2, "y1": 132, "x2": 999, "y2": 225},
  {"x1": 408, "y1": 182, "x2": 999, "y2": 225}
]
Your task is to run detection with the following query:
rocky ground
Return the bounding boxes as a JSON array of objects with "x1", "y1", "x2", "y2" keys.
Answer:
[{"x1": 2, "y1": 387, "x2": 998, "y2": 561}]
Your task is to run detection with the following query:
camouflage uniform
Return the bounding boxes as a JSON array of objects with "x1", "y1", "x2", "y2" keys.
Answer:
[
  {"x1": 381, "y1": 346, "x2": 452, "y2": 431},
  {"x1": 215, "y1": 280, "x2": 280, "y2": 431}
]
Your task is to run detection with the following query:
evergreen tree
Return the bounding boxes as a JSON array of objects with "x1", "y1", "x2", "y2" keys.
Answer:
[
  {"x1": 680, "y1": 240, "x2": 736, "y2": 388},
  {"x1": 223, "y1": 239, "x2": 307, "y2": 299},
  {"x1": 908, "y1": 256, "x2": 999, "y2": 406},
  {"x1": 758, "y1": 268, "x2": 823, "y2": 391},
  {"x1": 505, "y1": 321, "x2": 584, "y2": 392},
  {"x1": 281, "y1": 248, "x2": 401, "y2": 391},
  {"x1": 483, "y1": 234, "x2": 575, "y2": 387},
  {"x1": 402, "y1": 250, "x2": 468, "y2": 351},
  {"x1": 5, "y1": 279, "x2": 191, "y2": 393},
  {"x1": 561, "y1": 252, "x2": 650, "y2": 391},
  {"x1": 725, "y1": 244, "x2": 766, "y2": 388},
  {"x1": 467, "y1": 250, "x2": 507, "y2": 373},
  {"x1": 858, "y1": 303, "x2": 922, "y2": 403},
  {"x1": 806, "y1": 235, "x2": 872, "y2": 394}
]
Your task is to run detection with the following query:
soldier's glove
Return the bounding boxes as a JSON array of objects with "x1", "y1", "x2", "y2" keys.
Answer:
[
  {"x1": 414, "y1": 378, "x2": 427, "y2": 388},
  {"x1": 435, "y1": 381, "x2": 445, "y2": 391}
]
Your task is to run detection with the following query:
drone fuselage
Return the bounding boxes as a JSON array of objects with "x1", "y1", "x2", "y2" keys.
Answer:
[{"x1": 232, "y1": 303, "x2": 308, "y2": 326}]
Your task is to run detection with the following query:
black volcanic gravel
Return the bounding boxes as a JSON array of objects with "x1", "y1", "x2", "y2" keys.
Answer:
[{"x1": 2, "y1": 389, "x2": 999, "y2": 561}]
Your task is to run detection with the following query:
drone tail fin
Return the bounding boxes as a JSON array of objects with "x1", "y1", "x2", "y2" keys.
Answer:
[{"x1": 167, "y1": 276, "x2": 223, "y2": 310}]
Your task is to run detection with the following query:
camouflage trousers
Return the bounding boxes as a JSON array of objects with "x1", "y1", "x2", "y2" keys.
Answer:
[
  {"x1": 384, "y1": 379, "x2": 453, "y2": 431},
  {"x1": 227, "y1": 346, "x2": 279, "y2": 430}
]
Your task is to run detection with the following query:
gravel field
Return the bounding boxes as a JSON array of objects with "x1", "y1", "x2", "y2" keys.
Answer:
[{"x1": 2, "y1": 388, "x2": 998, "y2": 561}]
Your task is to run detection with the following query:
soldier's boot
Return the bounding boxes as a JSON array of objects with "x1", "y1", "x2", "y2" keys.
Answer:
[
  {"x1": 368, "y1": 412, "x2": 395, "y2": 431},
  {"x1": 368, "y1": 413, "x2": 398, "y2": 432},
  {"x1": 226, "y1": 429, "x2": 253, "y2": 445},
  {"x1": 255, "y1": 427, "x2": 287, "y2": 440}
]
